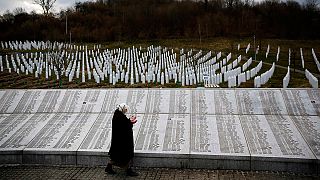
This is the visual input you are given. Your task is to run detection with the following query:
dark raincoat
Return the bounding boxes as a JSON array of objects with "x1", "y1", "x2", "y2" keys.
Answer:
[{"x1": 108, "y1": 109, "x2": 134, "y2": 166}]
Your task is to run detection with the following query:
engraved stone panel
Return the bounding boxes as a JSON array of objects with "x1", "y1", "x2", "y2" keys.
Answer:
[
  {"x1": 121, "y1": 89, "x2": 148, "y2": 114},
  {"x1": 191, "y1": 90, "x2": 215, "y2": 115},
  {"x1": 282, "y1": 89, "x2": 318, "y2": 116},
  {"x1": 259, "y1": 90, "x2": 288, "y2": 115},
  {"x1": 56, "y1": 90, "x2": 86, "y2": 113},
  {"x1": 190, "y1": 115, "x2": 249, "y2": 156},
  {"x1": 0, "y1": 91, "x2": 5, "y2": 101},
  {"x1": 36, "y1": 90, "x2": 65, "y2": 113},
  {"x1": 145, "y1": 89, "x2": 190, "y2": 114},
  {"x1": 99, "y1": 89, "x2": 148, "y2": 114},
  {"x1": 289, "y1": 116, "x2": 320, "y2": 159},
  {"x1": 0, "y1": 113, "x2": 53, "y2": 150},
  {"x1": 0, "y1": 90, "x2": 25, "y2": 113},
  {"x1": 0, "y1": 89, "x2": 318, "y2": 172},
  {"x1": 100, "y1": 89, "x2": 121, "y2": 113},
  {"x1": 79, "y1": 113, "x2": 142, "y2": 152},
  {"x1": 79, "y1": 90, "x2": 105, "y2": 113},
  {"x1": 236, "y1": 90, "x2": 264, "y2": 115},
  {"x1": 26, "y1": 113, "x2": 97, "y2": 151},
  {"x1": 306, "y1": 89, "x2": 320, "y2": 116},
  {"x1": 239, "y1": 115, "x2": 273, "y2": 155},
  {"x1": 135, "y1": 114, "x2": 189, "y2": 155},
  {"x1": 240, "y1": 115, "x2": 315, "y2": 159},
  {"x1": 261, "y1": 115, "x2": 315, "y2": 159},
  {"x1": 0, "y1": 114, "x2": 32, "y2": 150},
  {"x1": 13, "y1": 90, "x2": 46, "y2": 113},
  {"x1": 214, "y1": 90, "x2": 238, "y2": 115},
  {"x1": 79, "y1": 113, "x2": 112, "y2": 152}
]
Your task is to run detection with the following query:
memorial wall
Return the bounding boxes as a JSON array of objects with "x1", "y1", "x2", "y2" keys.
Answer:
[{"x1": 0, "y1": 89, "x2": 319, "y2": 172}]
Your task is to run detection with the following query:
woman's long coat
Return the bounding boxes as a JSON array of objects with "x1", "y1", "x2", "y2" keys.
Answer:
[{"x1": 108, "y1": 109, "x2": 134, "y2": 165}]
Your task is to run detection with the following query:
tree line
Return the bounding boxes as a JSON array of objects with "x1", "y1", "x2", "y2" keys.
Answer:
[{"x1": 0, "y1": 0, "x2": 319, "y2": 42}]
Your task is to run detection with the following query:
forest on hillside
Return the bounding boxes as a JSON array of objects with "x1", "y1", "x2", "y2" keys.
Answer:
[{"x1": 0, "y1": 0, "x2": 319, "y2": 42}]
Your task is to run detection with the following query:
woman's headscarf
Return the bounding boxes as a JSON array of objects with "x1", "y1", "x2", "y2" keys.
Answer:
[{"x1": 116, "y1": 103, "x2": 129, "y2": 114}]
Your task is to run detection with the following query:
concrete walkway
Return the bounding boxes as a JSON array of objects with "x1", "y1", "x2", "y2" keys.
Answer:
[{"x1": 0, "y1": 165, "x2": 318, "y2": 180}]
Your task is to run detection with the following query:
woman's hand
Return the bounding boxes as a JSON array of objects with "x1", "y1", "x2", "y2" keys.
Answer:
[{"x1": 130, "y1": 115, "x2": 137, "y2": 124}]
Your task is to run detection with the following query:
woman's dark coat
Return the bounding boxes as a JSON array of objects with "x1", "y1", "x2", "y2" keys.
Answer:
[{"x1": 108, "y1": 109, "x2": 134, "y2": 165}]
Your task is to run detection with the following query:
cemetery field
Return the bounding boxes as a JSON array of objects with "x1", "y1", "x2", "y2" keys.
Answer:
[{"x1": 0, "y1": 38, "x2": 319, "y2": 89}]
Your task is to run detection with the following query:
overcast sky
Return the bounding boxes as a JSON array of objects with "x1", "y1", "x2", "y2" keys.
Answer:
[{"x1": 0, "y1": 0, "x2": 90, "y2": 15}]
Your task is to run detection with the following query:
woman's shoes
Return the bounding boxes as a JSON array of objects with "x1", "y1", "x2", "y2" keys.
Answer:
[
  {"x1": 105, "y1": 164, "x2": 116, "y2": 174},
  {"x1": 105, "y1": 164, "x2": 138, "y2": 176}
]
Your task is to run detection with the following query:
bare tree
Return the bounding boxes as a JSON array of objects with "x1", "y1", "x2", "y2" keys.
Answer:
[
  {"x1": 34, "y1": 0, "x2": 57, "y2": 15},
  {"x1": 13, "y1": 7, "x2": 26, "y2": 15},
  {"x1": 306, "y1": 0, "x2": 319, "y2": 10}
]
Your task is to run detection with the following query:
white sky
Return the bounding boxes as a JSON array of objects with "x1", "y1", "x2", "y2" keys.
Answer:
[{"x1": 0, "y1": 0, "x2": 90, "y2": 15}]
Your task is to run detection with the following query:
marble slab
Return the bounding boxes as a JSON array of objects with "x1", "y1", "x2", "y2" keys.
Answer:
[
  {"x1": 213, "y1": 90, "x2": 238, "y2": 115},
  {"x1": 0, "y1": 89, "x2": 318, "y2": 173},
  {"x1": 110, "y1": 89, "x2": 148, "y2": 114},
  {"x1": 190, "y1": 115, "x2": 249, "y2": 156},
  {"x1": 0, "y1": 90, "x2": 25, "y2": 113},
  {"x1": 239, "y1": 115, "x2": 315, "y2": 160},
  {"x1": 134, "y1": 114, "x2": 190, "y2": 155},
  {"x1": 36, "y1": 90, "x2": 66, "y2": 113},
  {"x1": 67, "y1": 89, "x2": 106, "y2": 113},
  {"x1": 78, "y1": 113, "x2": 113, "y2": 152},
  {"x1": 306, "y1": 89, "x2": 320, "y2": 116},
  {"x1": 258, "y1": 90, "x2": 288, "y2": 115},
  {"x1": 189, "y1": 114, "x2": 250, "y2": 170},
  {"x1": 0, "y1": 114, "x2": 34, "y2": 151},
  {"x1": 235, "y1": 90, "x2": 264, "y2": 115},
  {"x1": 25, "y1": 113, "x2": 97, "y2": 152},
  {"x1": 191, "y1": 89, "x2": 215, "y2": 115},
  {"x1": 289, "y1": 115, "x2": 320, "y2": 159},
  {"x1": 55, "y1": 90, "x2": 89, "y2": 113},
  {"x1": 145, "y1": 89, "x2": 190, "y2": 114},
  {"x1": 0, "y1": 113, "x2": 53, "y2": 150},
  {"x1": 78, "y1": 113, "x2": 142, "y2": 153},
  {"x1": 282, "y1": 89, "x2": 318, "y2": 116},
  {"x1": 0, "y1": 90, "x2": 6, "y2": 102}
]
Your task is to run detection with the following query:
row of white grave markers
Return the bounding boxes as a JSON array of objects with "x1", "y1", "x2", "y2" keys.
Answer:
[
  {"x1": 283, "y1": 66, "x2": 290, "y2": 88},
  {"x1": 305, "y1": 69, "x2": 318, "y2": 88},
  {"x1": 276, "y1": 46, "x2": 280, "y2": 61},
  {"x1": 203, "y1": 54, "x2": 246, "y2": 86},
  {"x1": 242, "y1": 57, "x2": 252, "y2": 71},
  {"x1": 300, "y1": 48, "x2": 304, "y2": 69},
  {"x1": 0, "y1": 41, "x2": 240, "y2": 87},
  {"x1": 246, "y1": 43, "x2": 250, "y2": 54},
  {"x1": 228, "y1": 59, "x2": 263, "y2": 88},
  {"x1": 4, "y1": 40, "x2": 309, "y2": 88},
  {"x1": 311, "y1": 48, "x2": 320, "y2": 73},
  {"x1": 0, "y1": 40, "x2": 74, "y2": 51},
  {"x1": 0, "y1": 43, "x2": 104, "y2": 83},
  {"x1": 254, "y1": 62, "x2": 275, "y2": 88},
  {"x1": 0, "y1": 56, "x2": 3, "y2": 72},
  {"x1": 288, "y1": 48, "x2": 291, "y2": 66},
  {"x1": 265, "y1": 44, "x2": 270, "y2": 58},
  {"x1": 250, "y1": 61, "x2": 263, "y2": 79}
]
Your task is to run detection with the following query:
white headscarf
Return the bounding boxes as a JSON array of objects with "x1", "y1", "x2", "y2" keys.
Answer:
[{"x1": 116, "y1": 103, "x2": 129, "y2": 114}]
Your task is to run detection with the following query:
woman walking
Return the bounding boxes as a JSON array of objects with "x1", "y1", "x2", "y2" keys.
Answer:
[{"x1": 105, "y1": 103, "x2": 139, "y2": 176}]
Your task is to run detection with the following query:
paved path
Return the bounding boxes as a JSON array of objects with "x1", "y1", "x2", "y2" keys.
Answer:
[{"x1": 0, "y1": 165, "x2": 318, "y2": 180}]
